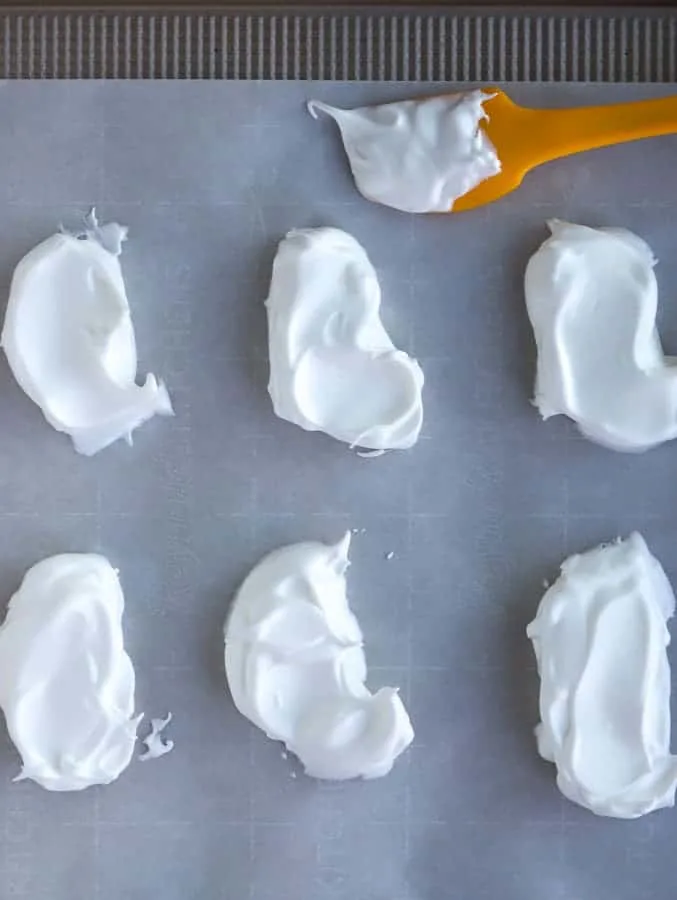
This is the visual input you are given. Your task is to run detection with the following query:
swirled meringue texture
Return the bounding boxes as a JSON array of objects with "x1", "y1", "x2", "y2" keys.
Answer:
[
  {"x1": 267, "y1": 227, "x2": 424, "y2": 450},
  {"x1": 0, "y1": 554, "x2": 139, "y2": 791},
  {"x1": 526, "y1": 220, "x2": 677, "y2": 451},
  {"x1": 2, "y1": 211, "x2": 173, "y2": 456},
  {"x1": 308, "y1": 90, "x2": 500, "y2": 213},
  {"x1": 527, "y1": 533, "x2": 677, "y2": 818},
  {"x1": 224, "y1": 533, "x2": 414, "y2": 780}
]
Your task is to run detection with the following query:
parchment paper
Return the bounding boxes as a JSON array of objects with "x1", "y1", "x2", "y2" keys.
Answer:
[{"x1": 0, "y1": 81, "x2": 676, "y2": 900}]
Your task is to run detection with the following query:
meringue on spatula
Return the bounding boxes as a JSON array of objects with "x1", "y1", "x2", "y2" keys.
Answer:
[{"x1": 310, "y1": 89, "x2": 677, "y2": 212}]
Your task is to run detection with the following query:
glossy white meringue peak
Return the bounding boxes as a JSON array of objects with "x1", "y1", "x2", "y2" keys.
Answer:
[
  {"x1": 308, "y1": 90, "x2": 500, "y2": 213},
  {"x1": 2, "y1": 211, "x2": 173, "y2": 456},
  {"x1": 224, "y1": 533, "x2": 414, "y2": 780},
  {"x1": 266, "y1": 227, "x2": 424, "y2": 451},
  {"x1": 139, "y1": 713, "x2": 174, "y2": 762},
  {"x1": 527, "y1": 533, "x2": 677, "y2": 819},
  {"x1": 526, "y1": 219, "x2": 677, "y2": 451},
  {"x1": 0, "y1": 554, "x2": 139, "y2": 791}
]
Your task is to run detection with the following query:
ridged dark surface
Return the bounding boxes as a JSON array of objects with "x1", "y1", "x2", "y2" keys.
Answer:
[{"x1": 1, "y1": 9, "x2": 675, "y2": 81}]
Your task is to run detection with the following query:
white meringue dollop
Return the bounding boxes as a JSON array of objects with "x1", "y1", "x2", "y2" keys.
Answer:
[
  {"x1": 224, "y1": 533, "x2": 414, "y2": 780},
  {"x1": 527, "y1": 533, "x2": 677, "y2": 819},
  {"x1": 266, "y1": 227, "x2": 424, "y2": 450},
  {"x1": 526, "y1": 219, "x2": 677, "y2": 451},
  {"x1": 0, "y1": 554, "x2": 139, "y2": 791},
  {"x1": 308, "y1": 90, "x2": 500, "y2": 213},
  {"x1": 2, "y1": 212, "x2": 173, "y2": 456}
]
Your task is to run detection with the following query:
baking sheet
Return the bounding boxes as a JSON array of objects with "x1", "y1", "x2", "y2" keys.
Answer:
[
  {"x1": 0, "y1": 81, "x2": 677, "y2": 900},
  {"x1": 3, "y1": 10, "x2": 677, "y2": 82}
]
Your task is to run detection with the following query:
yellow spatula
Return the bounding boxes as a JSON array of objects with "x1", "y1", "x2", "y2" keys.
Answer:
[{"x1": 454, "y1": 89, "x2": 677, "y2": 212}]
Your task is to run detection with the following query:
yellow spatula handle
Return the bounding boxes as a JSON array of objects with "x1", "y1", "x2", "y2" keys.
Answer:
[{"x1": 528, "y1": 95, "x2": 677, "y2": 166}]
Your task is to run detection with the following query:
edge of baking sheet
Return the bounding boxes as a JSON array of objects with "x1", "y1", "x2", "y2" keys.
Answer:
[{"x1": 1, "y1": 6, "x2": 675, "y2": 80}]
